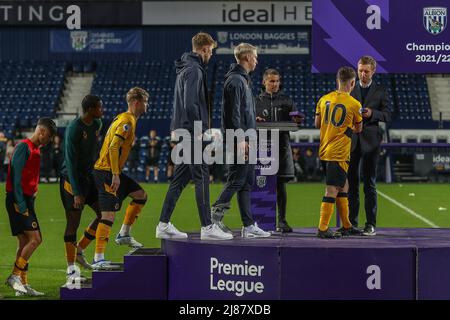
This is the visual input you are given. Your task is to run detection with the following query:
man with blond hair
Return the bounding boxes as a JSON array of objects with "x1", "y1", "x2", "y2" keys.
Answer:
[
  {"x1": 211, "y1": 43, "x2": 270, "y2": 238},
  {"x1": 156, "y1": 32, "x2": 232, "y2": 241},
  {"x1": 91, "y1": 87, "x2": 149, "y2": 269}
]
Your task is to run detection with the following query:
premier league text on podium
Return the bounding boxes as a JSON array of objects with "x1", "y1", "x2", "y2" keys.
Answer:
[{"x1": 251, "y1": 121, "x2": 301, "y2": 231}]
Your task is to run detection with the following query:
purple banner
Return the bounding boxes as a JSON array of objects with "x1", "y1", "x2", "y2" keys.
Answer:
[
  {"x1": 251, "y1": 135, "x2": 277, "y2": 231},
  {"x1": 312, "y1": 0, "x2": 450, "y2": 73}
]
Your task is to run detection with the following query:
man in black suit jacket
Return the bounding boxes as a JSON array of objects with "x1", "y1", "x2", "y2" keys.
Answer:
[{"x1": 348, "y1": 56, "x2": 391, "y2": 236}]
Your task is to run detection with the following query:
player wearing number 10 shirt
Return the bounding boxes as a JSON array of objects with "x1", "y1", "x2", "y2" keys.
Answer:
[{"x1": 314, "y1": 66, "x2": 363, "y2": 239}]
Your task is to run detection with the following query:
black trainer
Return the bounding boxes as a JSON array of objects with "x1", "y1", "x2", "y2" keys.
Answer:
[
  {"x1": 337, "y1": 226, "x2": 363, "y2": 236},
  {"x1": 362, "y1": 224, "x2": 376, "y2": 236},
  {"x1": 317, "y1": 228, "x2": 342, "y2": 239},
  {"x1": 277, "y1": 220, "x2": 293, "y2": 233}
]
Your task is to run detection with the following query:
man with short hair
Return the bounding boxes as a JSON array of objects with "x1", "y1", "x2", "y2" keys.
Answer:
[
  {"x1": 60, "y1": 95, "x2": 103, "y2": 280},
  {"x1": 156, "y1": 32, "x2": 231, "y2": 241},
  {"x1": 92, "y1": 87, "x2": 149, "y2": 269},
  {"x1": 315, "y1": 67, "x2": 363, "y2": 239},
  {"x1": 5, "y1": 117, "x2": 56, "y2": 296},
  {"x1": 256, "y1": 68, "x2": 301, "y2": 233},
  {"x1": 348, "y1": 56, "x2": 391, "y2": 236},
  {"x1": 211, "y1": 43, "x2": 270, "y2": 238}
]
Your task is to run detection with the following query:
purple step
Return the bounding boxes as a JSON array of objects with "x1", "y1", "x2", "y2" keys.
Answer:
[{"x1": 60, "y1": 248, "x2": 167, "y2": 300}]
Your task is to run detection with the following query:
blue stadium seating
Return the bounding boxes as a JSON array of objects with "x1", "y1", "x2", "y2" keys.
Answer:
[{"x1": 0, "y1": 60, "x2": 66, "y2": 138}]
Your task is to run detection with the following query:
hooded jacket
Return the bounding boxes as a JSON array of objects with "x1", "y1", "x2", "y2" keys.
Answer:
[
  {"x1": 170, "y1": 52, "x2": 209, "y2": 133},
  {"x1": 221, "y1": 63, "x2": 256, "y2": 133}
]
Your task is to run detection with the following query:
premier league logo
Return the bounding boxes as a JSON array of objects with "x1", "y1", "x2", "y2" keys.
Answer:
[
  {"x1": 70, "y1": 31, "x2": 88, "y2": 51},
  {"x1": 256, "y1": 175, "x2": 267, "y2": 188},
  {"x1": 423, "y1": 7, "x2": 447, "y2": 35}
]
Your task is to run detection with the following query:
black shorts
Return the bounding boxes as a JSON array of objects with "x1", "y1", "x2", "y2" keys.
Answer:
[
  {"x1": 321, "y1": 161, "x2": 348, "y2": 188},
  {"x1": 93, "y1": 169, "x2": 143, "y2": 212},
  {"x1": 59, "y1": 174, "x2": 98, "y2": 211},
  {"x1": 147, "y1": 156, "x2": 159, "y2": 167},
  {"x1": 6, "y1": 192, "x2": 40, "y2": 236}
]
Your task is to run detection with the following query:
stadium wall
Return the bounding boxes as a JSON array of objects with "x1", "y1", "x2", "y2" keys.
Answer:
[{"x1": 0, "y1": 26, "x2": 310, "y2": 62}]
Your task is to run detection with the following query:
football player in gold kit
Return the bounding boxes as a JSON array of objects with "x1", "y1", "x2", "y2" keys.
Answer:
[
  {"x1": 91, "y1": 87, "x2": 149, "y2": 269},
  {"x1": 315, "y1": 67, "x2": 363, "y2": 239}
]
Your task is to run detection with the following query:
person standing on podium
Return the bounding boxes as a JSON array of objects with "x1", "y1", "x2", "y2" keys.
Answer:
[{"x1": 255, "y1": 68, "x2": 302, "y2": 233}]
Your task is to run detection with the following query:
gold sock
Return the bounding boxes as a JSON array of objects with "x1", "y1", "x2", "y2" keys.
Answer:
[
  {"x1": 337, "y1": 193, "x2": 352, "y2": 229},
  {"x1": 95, "y1": 220, "x2": 112, "y2": 255},
  {"x1": 123, "y1": 200, "x2": 145, "y2": 226},
  {"x1": 77, "y1": 227, "x2": 96, "y2": 250},
  {"x1": 13, "y1": 257, "x2": 28, "y2": 277},
  {"x1": 319, "y1": 197, "x2": 335, "y2": 231},
  {"x1": 20, "y1": 267, "x2": 28, "y2": 285},
  {"x1": 64, "y1": 240, "x2": 77, "y2": 265}
]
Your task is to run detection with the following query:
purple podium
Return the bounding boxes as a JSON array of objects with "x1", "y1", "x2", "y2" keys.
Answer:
[{"x1": 60, "y1": 229, "x2": 450, "y2": 300}]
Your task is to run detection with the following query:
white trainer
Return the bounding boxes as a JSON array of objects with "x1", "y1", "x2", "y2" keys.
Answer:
[
  {"x1": 201, "y1": 224, "x2": 233, "y2": 240},
  {"x1": 15, "y1": 284, "x2": 44, "y2": 297},
  {"x1": 91, "y1": 259, "x2": 113, "y2": 270},
  {"x1": 242, "y1": 223, "x2": 271, "y2": 238},
  {"x1": 115, "y1": 234, "x2": 143, "y2": 248},
  {"x1": 156, "y1": 222, "x2": 188, "y2": 239},
  {"x1": 5, "y1": 274, "x2": 27, "y2": 294},
  {"x1": 66, "y1": 265, "x2": 89, "y2": 285}
]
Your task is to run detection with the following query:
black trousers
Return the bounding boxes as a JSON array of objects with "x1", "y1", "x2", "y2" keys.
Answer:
[
  {"x1": 213, "y1": 163, "x2": 255, "y2": 227},
  {"x1": 276, "y1": 179, "x2": 287, "y2": 221},
  {"x1": 159, "y1": 163, "x2": 211, "y2": 227},
  {"x1": 348, "y1": 144, "x2": 379, "y2": 228}
]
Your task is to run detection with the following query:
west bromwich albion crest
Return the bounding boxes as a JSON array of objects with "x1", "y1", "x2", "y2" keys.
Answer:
[
  {"x1": 256, "y1": 175, "x2": 267, "y2": 188},
  {"x1": 70, "y1": 31, "x2": 88, "y2": 51},
  {"x1": 423, "y1": 7, "x2": 447, "y2": 35},
  {"x1": 217, "y1": 31, "x2": 228, "y2": 44}
]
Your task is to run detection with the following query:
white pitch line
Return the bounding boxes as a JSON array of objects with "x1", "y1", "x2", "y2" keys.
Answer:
[{"x1": 378, "y1": 190, "x2": 439, "y2": 228}]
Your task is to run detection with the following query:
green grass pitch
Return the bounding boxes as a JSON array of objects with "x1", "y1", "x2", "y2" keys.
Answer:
[{"x1": 1, "y1": 182, "x2": 450, "y2": 299}]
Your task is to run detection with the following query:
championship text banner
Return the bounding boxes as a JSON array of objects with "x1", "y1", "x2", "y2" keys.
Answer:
[
  {"x1": 0, "y1": 1, "x2": 141, "y2": 26},
  {"x1": 215, "y1": 29, "x2": 309, "y2": 55},
  {"x1": 312, "y1": 0, "x2": 450, "y2": 73},
  {"x1": 50, "y1": 29, "x2": 142, "y2": 53},
  {"x1": 143, "y1": 1, "x2": 312, "y2": 25}
]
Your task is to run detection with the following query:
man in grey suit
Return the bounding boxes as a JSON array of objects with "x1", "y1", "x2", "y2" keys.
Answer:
[{"x1": 348, "y1": 56, "x2": 391, "y2": 236}]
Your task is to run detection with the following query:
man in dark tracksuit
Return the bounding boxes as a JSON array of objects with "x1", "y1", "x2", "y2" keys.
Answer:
[
  {"x1": 156, "y1": 32, "x2": 232, "y2": 241},
  {"x1": 211, "y1": 43, "x2": 270, "y2": 238},
  {"x1": 348, "y1": 56, "x2": 391, "y2": 236},
  {"x1": 255, "y1": 68, "x2": 301, "y2": 233}
]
